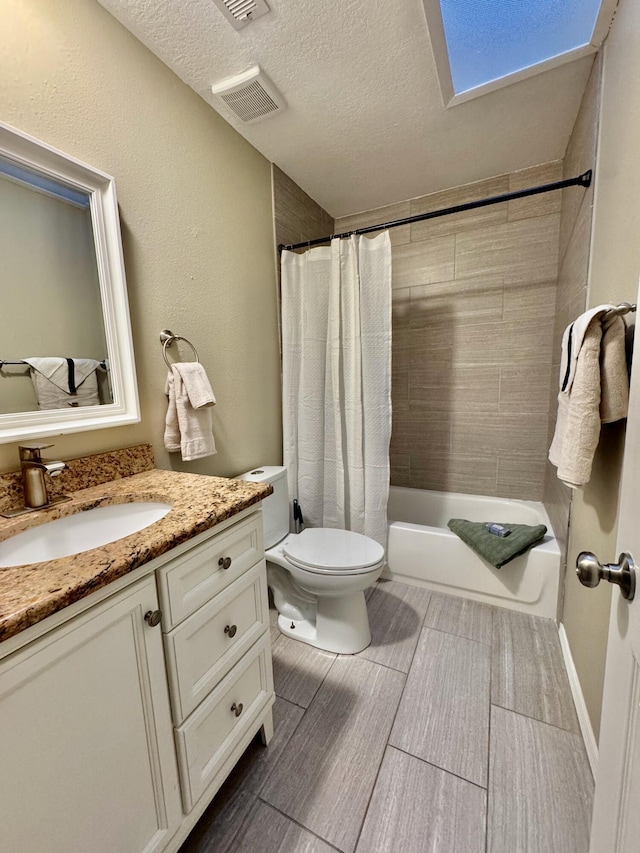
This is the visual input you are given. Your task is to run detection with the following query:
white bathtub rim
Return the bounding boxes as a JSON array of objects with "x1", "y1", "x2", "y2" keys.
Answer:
[
  {"x1": 387, "y1": 484, "x2": 557, "y2": 539},
  {"x1": 388, "y1": 518, "x2": 560, "y2": 557}
]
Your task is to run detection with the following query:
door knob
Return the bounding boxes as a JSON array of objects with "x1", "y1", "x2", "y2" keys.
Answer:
[{"x1": 576, "y1": 551, "x2": 636, "y2": 600}]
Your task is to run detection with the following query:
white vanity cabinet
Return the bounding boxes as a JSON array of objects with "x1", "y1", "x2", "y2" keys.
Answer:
[
  {"x1": 0, "y1": 574, "x2": 182, "y2": 853},
  {"x1": 0, "y1": 505, "x2": 274, "y2": 853},
  {"x1": 157, "y1": 512, "x2": 274, "y2": 814}
]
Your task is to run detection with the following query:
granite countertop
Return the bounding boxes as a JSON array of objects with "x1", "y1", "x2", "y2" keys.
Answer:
[{"x1": 0, "y1": 469, "x2": 271, "y2": 643}]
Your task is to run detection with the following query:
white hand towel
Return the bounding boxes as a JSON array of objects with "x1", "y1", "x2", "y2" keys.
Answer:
[
  {"x1": 549, "y1": 306, "x2": 629, "y2": 488},
  {"x1": 164, "y1": 363, "x2": 217, "y2": 461},
  {"x1": 170, "y1": 362, "x2": 216, "y2": 409},
  {"x1": 164, "y1": 371, "x2": 181, "y2": 454},
  {"x1": 600, "y1": 314, "x2": 629, "y2": 423}
]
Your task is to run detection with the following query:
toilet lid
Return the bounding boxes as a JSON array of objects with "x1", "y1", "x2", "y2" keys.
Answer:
[{"x1": 283, "y1": 528, "x2": 385, "y2": 574}]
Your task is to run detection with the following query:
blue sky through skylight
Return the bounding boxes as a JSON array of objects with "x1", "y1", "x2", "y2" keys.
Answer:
[{"x1": 439, "y1": 0, "x2": 603, "y2": 94}]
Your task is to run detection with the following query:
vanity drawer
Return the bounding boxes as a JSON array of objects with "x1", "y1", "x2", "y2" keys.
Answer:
[
  {"x1": 164, "y1": 562, "x2": 269, "y2": 724},
  {"x1": 174, "y1": 632, "x2": 274, "y2": 812},
  {"x1": 157, "y1": 512, "x2": 263, "y2": 629}
]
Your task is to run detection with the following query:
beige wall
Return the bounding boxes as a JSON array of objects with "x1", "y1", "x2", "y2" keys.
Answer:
[
  {"x1": 336, "y1": 167, "x2": 561, "y2": 500},
  {"x1": 0, "y1": 0, "x2": 281, "y2": 476},
  {"x1": 1, "y1": 177, "x2": 106, "y2": 413},
  {"x1": 560, "y1": 0, "x2": 640, "y2": 743},
  {"x1": 544, "y1": 57, "x2": 601, "y2": 577}
]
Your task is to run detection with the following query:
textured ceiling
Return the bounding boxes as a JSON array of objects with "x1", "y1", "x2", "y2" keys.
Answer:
[{"x1": 97, "y1": 0, "x2": 595, "y2": 217}]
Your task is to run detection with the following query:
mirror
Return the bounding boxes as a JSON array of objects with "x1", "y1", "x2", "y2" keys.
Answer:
[{"x1": 0, "y1": 122, "x2": 139, "y2": 443}]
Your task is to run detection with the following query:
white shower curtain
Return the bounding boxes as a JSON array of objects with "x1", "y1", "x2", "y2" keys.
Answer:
[{"x1": 281, "y1": 232, "x2": 392, "y2": 546}]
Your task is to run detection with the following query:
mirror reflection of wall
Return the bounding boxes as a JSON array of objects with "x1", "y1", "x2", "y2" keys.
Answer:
[{"x1": 0, "y1": 159, "x2": 111, "y2": 414}]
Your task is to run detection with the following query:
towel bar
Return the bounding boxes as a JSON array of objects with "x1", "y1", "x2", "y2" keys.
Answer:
[
  {"x1": 160, "y1": 330, "x2": 200, "y2": 367},
  {"x1": 605, "y1": 302, "x2": 637, "y2": 320}
]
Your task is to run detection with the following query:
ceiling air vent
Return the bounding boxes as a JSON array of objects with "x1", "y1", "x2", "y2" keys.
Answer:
[
  {"x1": 210, "y1": 0, "x2": 270, "y2": 30},
  {"x1": 211, "y1": 66, "x2": 286, "y2": 124}
]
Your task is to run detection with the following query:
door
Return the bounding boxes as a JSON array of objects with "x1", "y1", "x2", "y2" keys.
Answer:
[
  {"x1": 0, "y1": 574, "x2": 182, "y2": 853},
  {"x1": 590, "y1": 294, "x2": 640, "y2": 851}
]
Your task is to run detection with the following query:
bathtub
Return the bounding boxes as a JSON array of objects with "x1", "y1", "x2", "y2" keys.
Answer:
[{"x1": 386, "y1": 486, "x2": 561, "y2": 619}]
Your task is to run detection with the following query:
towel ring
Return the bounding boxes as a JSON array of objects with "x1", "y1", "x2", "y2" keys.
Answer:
[{"x1": 160, "y1": 329, "x2": 200, "y2": 368}]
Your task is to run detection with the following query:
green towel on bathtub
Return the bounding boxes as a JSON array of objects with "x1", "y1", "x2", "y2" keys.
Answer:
[{"x1": 447, "y1": 519, "x2": 547, "y2": 569}]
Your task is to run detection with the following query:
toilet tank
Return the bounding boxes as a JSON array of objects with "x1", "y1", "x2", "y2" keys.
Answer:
[{"x1": 236, "y1": 466, "x2": 289, "y2": 549}]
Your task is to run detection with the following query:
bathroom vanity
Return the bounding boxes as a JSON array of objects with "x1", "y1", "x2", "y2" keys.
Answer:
[{"x1": 0, "y1": 462, "x2": 274, "y2": 853}]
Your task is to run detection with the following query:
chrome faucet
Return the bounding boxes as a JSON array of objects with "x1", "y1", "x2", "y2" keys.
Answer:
[{"x1": 18, "y1": 442, "x2": 70, "y2": 511}]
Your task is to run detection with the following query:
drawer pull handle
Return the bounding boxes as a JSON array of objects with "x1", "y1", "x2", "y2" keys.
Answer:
[
  {"x1": 230, "y1": 702, "x2": 243, "y2": 717},
  {"x1": 144, "y1": 609, "x2": 162, "y2": 627},
  {"x1": 219, "y1": 556, "x2": 232, "y2": 570},
  {"x1": 224, "y1": 624, "x2": 238, "y2": 638}
]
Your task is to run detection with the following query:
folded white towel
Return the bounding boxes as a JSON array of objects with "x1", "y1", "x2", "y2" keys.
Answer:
[
  {"x1": 23, "y1": 357, "x2": 102, "y2": 409},
  {"x1": 549, "y1": 306, "x2": 629, "y2": 488},
  {"x1": 170, "y1": 362, "x2": 216, "y2": 409},
  {"x1": 164, "y1": 363, "x2": 217, "y2": 461}
]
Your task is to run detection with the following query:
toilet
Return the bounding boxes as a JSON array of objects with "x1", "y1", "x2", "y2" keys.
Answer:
[{"x1": 237, "y1": 466, "x2": 385, "y2": 654}]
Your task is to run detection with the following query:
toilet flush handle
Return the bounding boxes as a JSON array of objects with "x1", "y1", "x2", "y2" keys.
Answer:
[{"x1": 293, "y1": 499, "x2": 304, "y2": 534}]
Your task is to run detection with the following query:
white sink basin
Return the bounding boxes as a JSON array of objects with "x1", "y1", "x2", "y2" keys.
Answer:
[{"x1": 0, "y1": 502, "x2": 172, "y2": 568}]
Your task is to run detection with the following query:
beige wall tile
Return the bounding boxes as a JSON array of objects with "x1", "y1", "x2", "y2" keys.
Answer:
[
  {"x1": 392, "y1": 285, "x2": 413, "y2": 321},
  {"x1": 409, "y1": 451, "x2": 498, "y2": 495},
  {"x1": 410, "y1": 275, "x2": 504, "y2": 328},
  {"x1": 455, "y1": 214, "x2": 560, "y2": 283},
  {"x1": 455, "y1": 319, "x2": 553, "y2": 367},
  {"x1": 392, "y1": 327, "x2": 452, "y2": 372},
  {"x1": 410, "y1": 175, "x2": 509, "y2": 242},
  {"x1": 508, "y1": 162, "x2": 563, "y2": 221},
  {"x1": 499, "y1": 362, "x2": 553, "y2": 414},
  {"x1": 320, "y1": 208, "x2": 334, "y2": 239},
  {"x1": 555, "y1": 196, "x2": 593, "y2": 311},
  {"x1": 497, "y1": 456, "x2": 548, "y2": 501},
  {"x1": 551, "y1": 286, "x2": 588, "y2": 370},
  {"x1": 390, "y1": 451, "x2": 411, "y2": 488},
  {"x1": 391, "y1": 411, "x2": 452, "y2": 456},
  {"x1": 393, "y1": 236, "x2": 455, "y2": 289},
  {"x1": 392, "y1": 368, "x2": 410, "y2": 410},
  {"x1": 502, "y1": 277, "x2": 557, "y2": 321},
  {"x1": 336, "y1": 201, "x2": 411, "y2": 247},
  {"x1": 390, "y1": 466, "x2": 413, "y2": 488},
  {"x1": 451, "y1": 413, "x2": 549, "y2": 459},
  {"x1": 410, "y1": 365, "x2": 500, "y2": 413},
  {"x1": 273, "y1": 164, "x2": 334, "y2": 250},
  {"x1": 543, "y1": 462, "x2": 571, "y2": 557}
]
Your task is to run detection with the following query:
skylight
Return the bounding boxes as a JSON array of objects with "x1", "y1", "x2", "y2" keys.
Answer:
[{"x1": 423, "y1": 0, "x2": 616, "y2": 104}]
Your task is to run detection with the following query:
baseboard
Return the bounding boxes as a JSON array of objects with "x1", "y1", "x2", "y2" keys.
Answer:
[{"x1": 558, "y1": 623, "x2": 598, "y2": 777}]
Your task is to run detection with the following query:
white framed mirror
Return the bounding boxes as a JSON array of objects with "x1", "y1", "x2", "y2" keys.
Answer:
[{"x1": 0, "y1": 122, "x2": 139, "y2": 443}]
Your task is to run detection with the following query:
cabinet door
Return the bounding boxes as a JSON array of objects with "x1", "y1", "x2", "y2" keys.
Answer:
[{"x1": 0, "y1": 576, "x2": 182, "y2": 853}]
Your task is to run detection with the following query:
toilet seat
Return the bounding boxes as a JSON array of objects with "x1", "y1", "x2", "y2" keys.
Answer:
[{"x1": 283, "y1": 528, "x2": 385, "y2": 575}]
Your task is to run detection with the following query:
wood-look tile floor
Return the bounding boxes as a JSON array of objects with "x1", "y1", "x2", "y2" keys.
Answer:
[{"x1": 179, "y1": 580, "x2": 593, "y2": 853}]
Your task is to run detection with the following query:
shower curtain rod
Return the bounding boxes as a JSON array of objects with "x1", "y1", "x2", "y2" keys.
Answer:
[{"x1": 278, "y1": 169, "x2": 593, "y2": 253}]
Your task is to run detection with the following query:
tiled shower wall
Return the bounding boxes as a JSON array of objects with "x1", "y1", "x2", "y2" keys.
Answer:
[
  {"x1": 273, "y1": 164, "x2": 334, "y2": 261},
  {"x1": 336, "y1": 164, "x2": 562, "y2": 500}
]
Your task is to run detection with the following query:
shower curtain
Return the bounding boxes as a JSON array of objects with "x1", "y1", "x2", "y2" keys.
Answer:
[{"x1": 281, "y1": 232, "x2": 392, "y2": 546}]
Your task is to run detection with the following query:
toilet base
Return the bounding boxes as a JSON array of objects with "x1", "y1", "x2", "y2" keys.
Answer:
[{"x1": 276, "y1": 590, "x2": 372, "y2": 654}]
